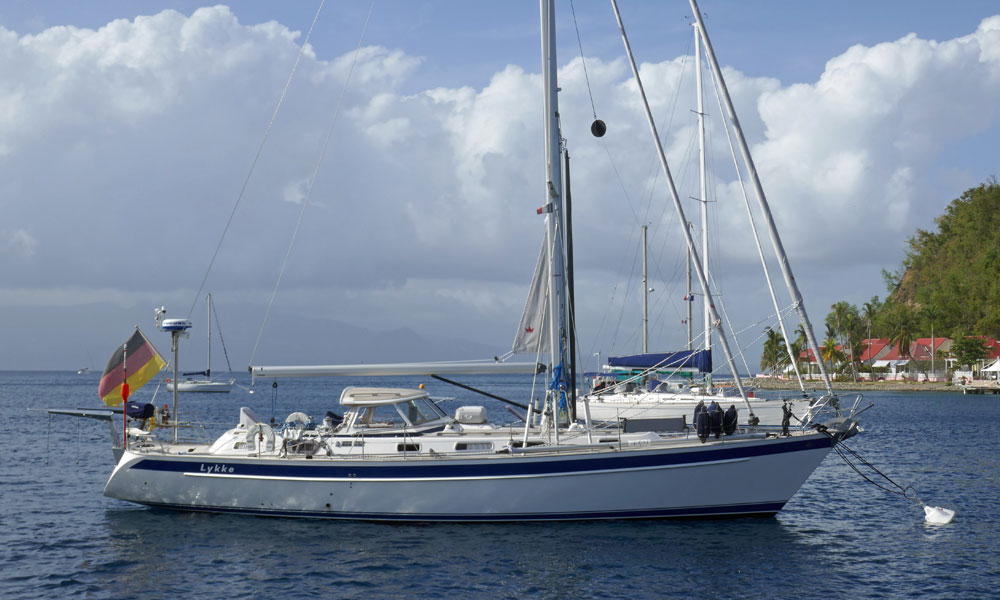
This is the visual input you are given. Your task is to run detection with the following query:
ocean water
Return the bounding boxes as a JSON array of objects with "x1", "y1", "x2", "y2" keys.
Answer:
[{"x1": 1, "y1": 370, "x2": 997, "y2": 599}]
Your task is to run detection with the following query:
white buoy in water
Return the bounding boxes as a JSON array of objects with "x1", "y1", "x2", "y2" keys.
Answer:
[{"x1": 924, "y1": 505, "x2": 956, "y2": 524}]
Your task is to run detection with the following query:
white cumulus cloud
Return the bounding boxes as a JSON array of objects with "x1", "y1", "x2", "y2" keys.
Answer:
[{"x1": 0, "y1": 5, "x2": 999, "y2": 369}]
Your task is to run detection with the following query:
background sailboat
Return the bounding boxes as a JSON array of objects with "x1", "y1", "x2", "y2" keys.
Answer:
[{"x1": 165, "y1": 293, "x2": 234, "y2": 393}]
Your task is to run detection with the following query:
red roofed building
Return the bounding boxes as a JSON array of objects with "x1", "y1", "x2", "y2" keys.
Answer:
[
  {"x1": 787, "y1": 335, "x2": 999, "y2": 382},
  {"x1": 858, "y1": 339, "x2": 891, "y2": 363}
]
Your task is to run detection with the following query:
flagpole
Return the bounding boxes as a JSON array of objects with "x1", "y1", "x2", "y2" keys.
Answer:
[
  {"x1": 121, "y1": 342, "x2": 128, "y2": 450},
  {"x1": 172, "y1": 330, "x2": 180, "y2": 444}
]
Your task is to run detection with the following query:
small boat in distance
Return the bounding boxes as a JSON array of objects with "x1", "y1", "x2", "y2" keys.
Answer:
[
  {"x1": 165, "y1": 377, "x2": 232, "y2": 393},
  {"x1": 165, "y1": 293, "x2": 234, "y2": 393}
]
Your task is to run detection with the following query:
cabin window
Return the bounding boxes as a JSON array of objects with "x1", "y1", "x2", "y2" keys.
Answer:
[
  {"x1": 401, "y1": 401, "x2": 433, "y2": 426},
  {"x1": 455, "y1": 442, "x2": 493, "y2": 451},
  {"x1": 397, "y1": 443, "x2": 420, "y2": 452},
  {"x1": 509, "y1": 440, "x2": 545, "y2": 448},
  {"x1": 417, "y1": 397, "x2": 447, "y2": 419},
  {"x1": 357, "y1": 404, "x2": 406, "y2": 429},
  {"x1": 335, "y1": 440, "x2": 364, "y2": 448}
]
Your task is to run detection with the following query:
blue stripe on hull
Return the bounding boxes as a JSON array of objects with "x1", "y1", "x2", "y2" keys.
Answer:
[
  {"x1": 130, "y1": 435, "x2": 832, "y2": 480},
  {"x1": 134, "y1": 500, "x2": 787, "y2": 522}
]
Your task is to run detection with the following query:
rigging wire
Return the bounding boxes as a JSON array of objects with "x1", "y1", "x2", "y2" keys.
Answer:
[
  {"x1": 627, "y1": 27, "x2": 697, "y2": 352},
  {"x1": 608, "y1": 228, "x2": 642, "y2": 354},
  {"x1": 591, "y1": 26, "x2": 692, "y2": 359},
  {"x1": 249, "y1": 0, "x2": 376, "y2": 366},
  {"x1": 568, "y1": 0, "x2": 598, "y2": 121},
  {"x1": 186, "y1": 0, "x2": 329, "y2": 321},
  {"x1": 640, "y1": 29, "x2": 694, "y2": 228},
  {"x1": 209, "y1": 298, "x2": 234, "y2": 375}
]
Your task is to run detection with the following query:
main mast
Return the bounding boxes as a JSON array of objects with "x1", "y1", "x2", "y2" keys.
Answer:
[
  {"x1": 540, "y1": 0, "x2": 570, "y2": 425},
  {"x1": 695, "y1": 25, "x2": 711, "y2": 389}
]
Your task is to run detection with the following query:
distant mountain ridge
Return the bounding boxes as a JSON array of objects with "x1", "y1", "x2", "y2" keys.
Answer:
[{"x1": 5, "y1": 302, "x2": 508, "y2": 371}]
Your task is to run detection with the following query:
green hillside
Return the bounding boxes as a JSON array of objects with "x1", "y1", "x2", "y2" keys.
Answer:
[
  {"x1": 760, "y1": 178, "x2": 1000, "y2": 376},
  {"x1": 886, "y1": 178, "x2": 1000, "y2": 337}
]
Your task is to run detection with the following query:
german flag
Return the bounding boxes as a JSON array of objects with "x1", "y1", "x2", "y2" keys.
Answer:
[{"x1": 98, "y1": 328, "x2": 167, "y2": 406}]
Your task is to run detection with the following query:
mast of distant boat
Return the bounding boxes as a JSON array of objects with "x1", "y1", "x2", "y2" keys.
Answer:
[
  {"x1": 642, "y1": 224, "x2": 649, "y2": 353},
  {"x1": 206, "y1": 293, "x2": 213, "y2": 380}
]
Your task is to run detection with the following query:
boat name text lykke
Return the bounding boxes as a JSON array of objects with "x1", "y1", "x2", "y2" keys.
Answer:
[{"x1": 199, "y1": 464, "x2": 236, "y2": 474}]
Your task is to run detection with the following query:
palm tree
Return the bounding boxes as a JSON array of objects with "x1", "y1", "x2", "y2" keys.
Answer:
[
  {"x1": 822, "y1": 325, "x2": 845, "y2": 374},
  {"x1": 886, "y1": 303, "x2": 918, "y2": 378},
  {"x1": 830, "y1": 301, "x2": 861, "y2": 381},
  {"x1": 849, "y1": 336, "x2": 866, "y2": 380},
  {"x1": 793, "y1": 324, "x2": 809, "y2": 378},
  {"x1": 921, "y1": 303, "x2": 943, "y2": 378},
  {"x1": 862, "y1": 298, "x2": 879, "y2": 377},
  {"x1": 760, "y1": 327, "x2": 787, "y2": 376}
]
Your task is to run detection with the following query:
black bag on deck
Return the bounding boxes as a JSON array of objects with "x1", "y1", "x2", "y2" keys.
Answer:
[
  {"x1": 723, "y1": 405, "x2": 738, "y2": 435},
  {"x1": 694, "y1": 401, "x2": 709, "y2": 442},
  {"x1": 708, "y1": 401, "x2": 723, "y2": 438}
]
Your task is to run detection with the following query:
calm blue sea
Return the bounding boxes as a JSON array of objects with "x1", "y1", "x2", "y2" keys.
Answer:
[{"x1": 1, "y1": 370, "x2": 997, "y2": 599}]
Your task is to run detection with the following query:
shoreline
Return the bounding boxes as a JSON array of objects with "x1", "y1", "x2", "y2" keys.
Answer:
[{"x1": 743, "y1": 378, "x2": 957, "y2": 392}]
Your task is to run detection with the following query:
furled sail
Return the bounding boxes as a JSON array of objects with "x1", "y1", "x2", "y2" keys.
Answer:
[
  {"x1": 98, "y1": 328, "x2": 167, "y2": 406},
  {"x1": 607, "y1": 350, "x2": 712, "y2": 373},
  {"x1": 512, "y1": 234, "x2": 550, "y2": 354}
]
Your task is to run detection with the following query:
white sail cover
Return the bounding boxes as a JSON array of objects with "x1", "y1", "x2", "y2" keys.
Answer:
[{"x1": 512, "y1": 234, "x2": 550, "y2": 354}]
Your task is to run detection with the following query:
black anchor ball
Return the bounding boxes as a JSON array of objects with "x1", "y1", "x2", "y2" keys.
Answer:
[{"x1": 591, "y1": 119, "x2": 607, "y2": 138}]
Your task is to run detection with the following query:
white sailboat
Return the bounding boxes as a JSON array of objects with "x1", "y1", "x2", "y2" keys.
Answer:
[
  {"x1": 56, "y1": 0, "x2": 863, "y2": 522},
  {"x1": 577, "y1": 229, "x2": 813, "y2": 426},
  {"x1": 165, "y1": 293, "x2": 234, "y2": 393}
]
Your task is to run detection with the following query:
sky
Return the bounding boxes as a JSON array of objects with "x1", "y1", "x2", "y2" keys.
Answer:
[{"x1": 1, "y1": 0, "x2": 999, "y2": 374}]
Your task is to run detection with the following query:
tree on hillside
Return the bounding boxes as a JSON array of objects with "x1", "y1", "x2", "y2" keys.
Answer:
[{"x1": 950, "y1": 335, "x2": 991, "y2": 371}]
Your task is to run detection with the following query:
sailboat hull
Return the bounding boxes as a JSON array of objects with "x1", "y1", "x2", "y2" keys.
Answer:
[
  {"x1": 103, "y1": 433, "x2": 833, "y2": 521},
  {"x1": 166, "y1": 379, "x2": 233, "y2": 393},
  {"x1": 580, "y1": 394, "x2": 812, "y2": 426}
]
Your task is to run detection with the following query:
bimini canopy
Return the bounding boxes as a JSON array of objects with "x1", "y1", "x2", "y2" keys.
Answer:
[
  {"x1": 606, "y1": 350, "x2": 711, "y2": 373},
  {"x1": 339, "y1": 387, "x2": 429, "y2": 407}
]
